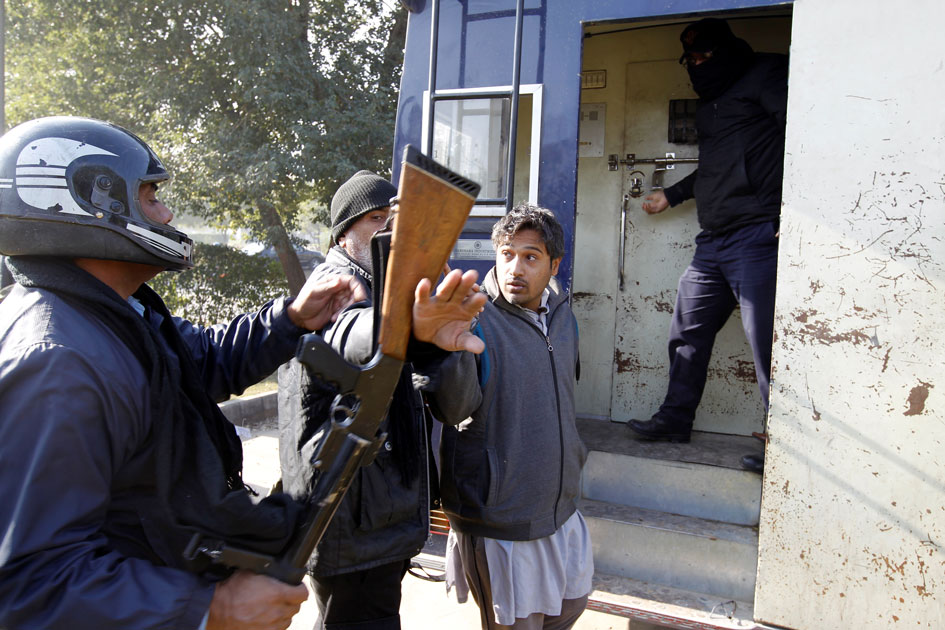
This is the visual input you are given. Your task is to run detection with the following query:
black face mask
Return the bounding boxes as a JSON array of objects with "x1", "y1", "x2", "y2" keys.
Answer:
[{"x1": 686, "y1": 38, "x2": 754, "y2": 102}]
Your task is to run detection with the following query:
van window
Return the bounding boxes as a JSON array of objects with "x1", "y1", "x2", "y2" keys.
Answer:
[{"x1": 424, "y1": 87, "x2": 539, "y2": 216}]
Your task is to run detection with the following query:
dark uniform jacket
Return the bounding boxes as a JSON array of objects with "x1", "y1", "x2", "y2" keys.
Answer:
[
  {"x1": 665, "y1": 53, "x2": 789, "y2": 233},
  {"x1": 0, "y1": 283, "x2": 306, "y2": 630}
]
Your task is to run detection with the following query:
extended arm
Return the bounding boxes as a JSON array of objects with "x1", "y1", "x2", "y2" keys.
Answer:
[{"x1": 176, "y1": 273, "x2": 367, "y2": 402}]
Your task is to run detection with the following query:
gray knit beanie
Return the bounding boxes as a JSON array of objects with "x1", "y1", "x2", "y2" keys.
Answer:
[{"x1": 330, "y1": 170, "x2": 397, "y2": 245}]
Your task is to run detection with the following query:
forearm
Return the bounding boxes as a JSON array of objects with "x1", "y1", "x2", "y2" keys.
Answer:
[
  {"x1": 178, "y1": 296, "x2": 308, "y2": 401},
  {"x1": 423, "y1": 350, "x2": 483, "y2": 425},
  {"x1": 663, "y1": 170, "x2": 696, "y2": 206}
]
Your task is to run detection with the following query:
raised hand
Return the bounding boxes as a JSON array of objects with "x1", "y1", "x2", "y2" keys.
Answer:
[
  {"x1": 412, "y1": 268, "x2": 487, "y2": 354},
  {"x1": 288, "y1": 273, "x2": 368, "y2": 331}
]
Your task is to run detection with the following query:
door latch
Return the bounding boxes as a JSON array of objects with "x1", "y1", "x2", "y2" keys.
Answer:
[{"x1": 607, "y1": 152, "x2": 699, "y2": 191}]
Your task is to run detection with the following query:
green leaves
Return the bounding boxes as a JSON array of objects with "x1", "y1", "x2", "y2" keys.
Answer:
[
  {"x1": 149, "y1": 243, "x2": 289, "y2": 327},
  {"x1": 6, "y1": 0, "x2": 406, "y2": 287}
]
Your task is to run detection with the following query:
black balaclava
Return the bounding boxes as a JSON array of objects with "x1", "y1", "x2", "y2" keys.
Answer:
[{"x1": 680, "y1": 18, "x2": 755, "y2": 102}]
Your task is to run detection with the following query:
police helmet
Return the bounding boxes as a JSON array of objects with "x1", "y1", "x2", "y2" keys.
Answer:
[{"x1": 0, "y1": 116, "x2": 193, "y2": 270}]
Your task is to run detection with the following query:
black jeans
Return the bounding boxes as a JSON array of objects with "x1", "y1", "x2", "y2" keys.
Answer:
[{"x1": 311, "y1": 559, "x2": 410, "y2": 630}]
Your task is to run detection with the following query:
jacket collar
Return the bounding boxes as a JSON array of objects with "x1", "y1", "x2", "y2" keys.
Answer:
[{"x1": 325, "y1": 245, "x2": 372, "y2": 288}]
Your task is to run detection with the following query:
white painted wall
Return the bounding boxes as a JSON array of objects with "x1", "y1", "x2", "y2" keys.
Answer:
[{"x1": 756, "y1": 0, "x2": 945, "y2": 627}]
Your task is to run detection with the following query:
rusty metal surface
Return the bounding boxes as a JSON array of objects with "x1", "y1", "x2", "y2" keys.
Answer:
[{"x1": 756, "y1": 1, "x2": 945, "y2": 627}]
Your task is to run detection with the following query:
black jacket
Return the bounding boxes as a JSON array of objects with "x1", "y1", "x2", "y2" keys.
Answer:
[
  {"x1": 278, "y1": 247, "x2": 449, "y2": 576},
  {"x1": 0, "y1": 283, "x2": 305, "y2": 630},
  {"x1": 665, "y1": 53, "x2": 789, "y2": 233}
]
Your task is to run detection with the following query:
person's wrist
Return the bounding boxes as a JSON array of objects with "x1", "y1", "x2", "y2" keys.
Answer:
[{"x1": 285, "y1": 297, "x2": 303, "y2": 328}]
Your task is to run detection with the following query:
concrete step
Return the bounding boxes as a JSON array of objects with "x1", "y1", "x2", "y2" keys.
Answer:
[
  {"x1": 578, "y1": 418, "x2": 763, "y2": 526},
  {"x1": 580, "y1": 498, "x2": 758, "y2": 603},
  {"x1": 589, "y1": 572, "x2": 765, "y2": 630}
]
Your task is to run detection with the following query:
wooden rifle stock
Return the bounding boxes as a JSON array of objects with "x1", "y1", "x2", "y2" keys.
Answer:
[
  {"x1": 378, "y1": 145, "x2": 482, "y2": 361},
  {"x1": 183, "y1": 146, "x2": 480, "y2": 584}
]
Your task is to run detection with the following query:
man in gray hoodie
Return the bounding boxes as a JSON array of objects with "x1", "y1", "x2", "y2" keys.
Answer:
[{"x1": 431, "y1": 204, "x2": 593, "y2": 630}]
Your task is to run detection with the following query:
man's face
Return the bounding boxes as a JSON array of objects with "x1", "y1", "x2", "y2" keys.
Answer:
[
  {"x1": 494, "y1": 228, "x2": 560, "y2": 312},
  {"x1": 338, "y1": 207, "x2": 390, "y2": 270},
  {"x1": 138, "y1": 183, "x2": 173, "y2": 225}
]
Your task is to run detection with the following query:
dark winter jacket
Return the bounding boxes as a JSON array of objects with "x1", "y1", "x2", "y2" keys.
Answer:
[
  {"x1": 278, "y1": 247, "x2": 449, "y2": 576},
  {"x1": 429, "y1": 268, "x2": 587, "y2": 541},
  {"x1": 664, "y1": 53, "x2": 789, "y2": 233},
  {"x1": 0, "y1": 282, "x2": 307, "y2": 630}
]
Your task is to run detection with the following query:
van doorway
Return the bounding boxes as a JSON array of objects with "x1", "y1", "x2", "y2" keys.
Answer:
[{"x1": 572, "y1": 9, "x2": 793, "y2": 437}]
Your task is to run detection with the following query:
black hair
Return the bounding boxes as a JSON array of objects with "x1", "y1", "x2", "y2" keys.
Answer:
[{"x1": 491, "y1": 202, "x2": 565, "y2": 262}]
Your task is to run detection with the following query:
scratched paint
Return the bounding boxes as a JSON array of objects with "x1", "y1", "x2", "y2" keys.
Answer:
[{"x1": 755, "y1": 1, "x2": 945, "y2": 628}]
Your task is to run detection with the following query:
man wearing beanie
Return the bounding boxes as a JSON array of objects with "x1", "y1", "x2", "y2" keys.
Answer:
[
  {"x1": 627, "y1": 18, "x2": 788, "y2": 474},
  {"x1": 329, "y1": 170, "x2": 399, "y2": 266},
  {"x1": 279, "y1": 170, "x2": 477, "y2": 629}
]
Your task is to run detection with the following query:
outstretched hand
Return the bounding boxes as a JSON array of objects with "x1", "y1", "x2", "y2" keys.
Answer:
[
  {"x1": 413, "y1": 268, "x2": 487, "y2": 354},
  {"x1": 287, "y1": 273, "x2": 368, "y2": 331}
]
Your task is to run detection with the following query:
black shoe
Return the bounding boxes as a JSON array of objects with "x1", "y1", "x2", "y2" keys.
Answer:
[
  {"x1": 741, "y1": 452, "x2": 764, "y2": 473},
  {"x1": 626, "y1": 416, "x2": 691, "y2": 443}
]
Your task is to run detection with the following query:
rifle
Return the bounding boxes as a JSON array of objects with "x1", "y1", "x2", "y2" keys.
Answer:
[{"x1": 184, "y1": 145, "x2": 481, "y2": 584}]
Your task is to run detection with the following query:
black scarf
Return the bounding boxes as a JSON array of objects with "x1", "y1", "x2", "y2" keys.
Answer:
[
  {"x1": 687, "y1": 38, "x2": 755, "y2": 102},
  {"x1": 8, "y1": 256, "x2": 301, "y2": 573}
]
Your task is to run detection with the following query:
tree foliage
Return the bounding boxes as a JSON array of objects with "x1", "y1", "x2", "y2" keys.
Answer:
[
  {"x1": 5, "y1": 0, "x2": 407, "y2": 293},
  {"x1": 149, "y1": 243, "x2": 289, "y2": 327}
]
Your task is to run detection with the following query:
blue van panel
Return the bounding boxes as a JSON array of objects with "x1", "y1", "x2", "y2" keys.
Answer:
[{"x1": 394, "y1": 0, "x2": 791, "y2": 289}]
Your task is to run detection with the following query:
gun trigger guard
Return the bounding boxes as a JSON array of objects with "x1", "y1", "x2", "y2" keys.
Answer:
[{"x1": 295, "y1": 333, "x2": 361, "y2": 393}]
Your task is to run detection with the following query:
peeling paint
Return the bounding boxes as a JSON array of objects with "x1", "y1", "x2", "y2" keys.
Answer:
[
  {"x1": 794, "y1": 308, "x2": 817, "y2": 323},
  {"x1": 903, "y1": 380, "x2": 932, "y2": 416},
  {"x1": 613, "y1": 348, "x2": 641, "y2": 374},
  {"x1": 797, "y1": 319, "x2": 873, "y2": 346},
  {"x1": 642, "y1": 293, "x2": 673, "y2": 313},
  {"x1": 733, "y1": 359, "x2": 756, "y2": 383}
]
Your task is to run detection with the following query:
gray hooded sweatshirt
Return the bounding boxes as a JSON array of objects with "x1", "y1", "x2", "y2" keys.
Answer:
[{"x1": 430, "y1": 267, "x2": 587, "y2": 541}]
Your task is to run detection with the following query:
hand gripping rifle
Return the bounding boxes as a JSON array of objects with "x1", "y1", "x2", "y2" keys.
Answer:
[{"x1": 184, "y1": 145, "x2": 481, "y2": 584}]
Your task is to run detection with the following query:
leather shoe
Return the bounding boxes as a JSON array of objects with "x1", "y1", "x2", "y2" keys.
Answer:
[
  {"x1": 626, "y1": 416, "x2": 691, "y2": 443},
  {"x1": 741, "y1": 452, "x2": 764, "y2": 473}
]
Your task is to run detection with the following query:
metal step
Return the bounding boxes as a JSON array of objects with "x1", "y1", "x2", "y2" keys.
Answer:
[
  {"x1": 580, "y1": 498, "x2": 758, "y2": 603},
  {"x1": 578, "y1": 418, "x2": 763, "y2": 526}
]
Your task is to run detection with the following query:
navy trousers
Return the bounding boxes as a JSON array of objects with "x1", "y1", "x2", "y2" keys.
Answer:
[{"x1": 657, "y1": 220, "x2": 779, "y2": 427}]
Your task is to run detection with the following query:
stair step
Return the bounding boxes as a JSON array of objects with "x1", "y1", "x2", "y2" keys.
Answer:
[
  {"x1": 579, "y1": 498, "x2": 758, "y2": 602},
  {"x1": 589, "y1": 572, "x2": 765, "y2": 630},
  {"x1": 578, "y1": 418, "x2": 763, "y2": 526}
]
